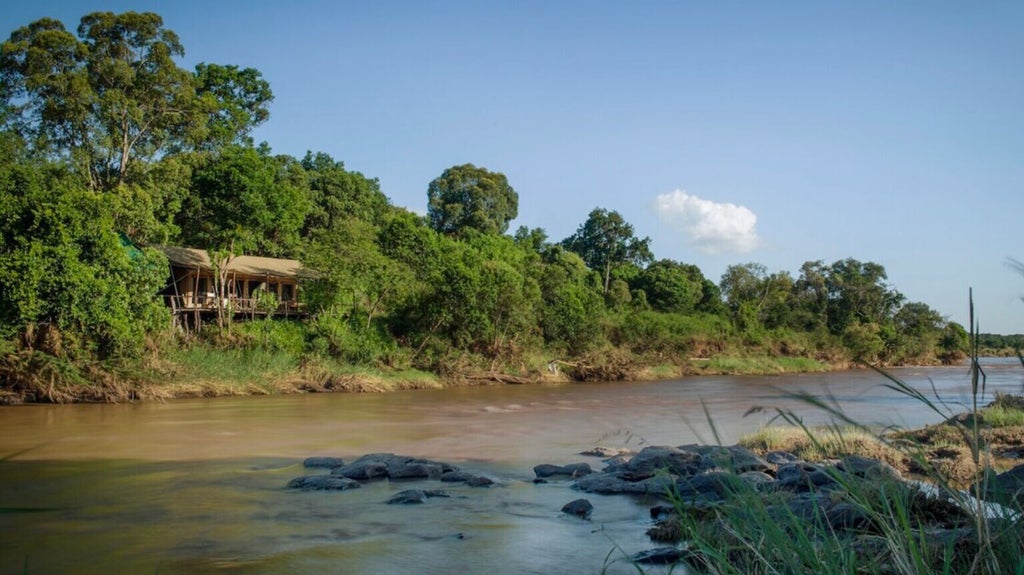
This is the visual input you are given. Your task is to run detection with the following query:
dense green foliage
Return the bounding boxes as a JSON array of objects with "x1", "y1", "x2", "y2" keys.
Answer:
[
  {"x1": 427, "y1": 164, "x2": 518, "y2": 236},
  {"x1": 0, "y1": 11, "x2": 976, "y2": 380}
]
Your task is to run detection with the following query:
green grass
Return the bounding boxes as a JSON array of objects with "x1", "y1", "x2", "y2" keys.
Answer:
[
  {"x1": 980, "y1": 405, "x2": 1024, "y2": 428},
  {"x1": 160, "y1": 346, "x2": 299, "y2": 390},
  {"x1": 700, "y1": 354, "x2": 829, "y2": 374}
]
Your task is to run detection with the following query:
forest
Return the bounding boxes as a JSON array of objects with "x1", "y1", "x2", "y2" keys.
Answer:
[{"x1": 0, "y1": 12, "x2": 980, "y2": 401}]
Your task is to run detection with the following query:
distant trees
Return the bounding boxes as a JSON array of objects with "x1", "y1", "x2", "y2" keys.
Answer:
[{"x1": 427, "y1": 164, "x2": 518, "y2": 236}]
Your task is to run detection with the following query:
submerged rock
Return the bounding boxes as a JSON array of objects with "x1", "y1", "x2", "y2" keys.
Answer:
[{"x1": 386, "y1": 489, "x2": 450, "y2": 505}]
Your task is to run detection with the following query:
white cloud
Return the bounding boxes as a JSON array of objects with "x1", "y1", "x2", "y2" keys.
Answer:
[{"x1": 654, "y1": 190, "x2": 761, "y2": 255}]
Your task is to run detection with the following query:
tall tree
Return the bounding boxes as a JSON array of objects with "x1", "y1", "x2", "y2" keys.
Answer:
[
  {"x1": 0, "y1": 12, "x2": 270, "y2": 191},
  {"x1": 301, "y1": 151, "x2": 389, "y2": 234},
  {"x1": 561, "y1": 208, "x2": 653, "y2": 294},
  {"x1": 427, "y1": 164, "x2": 518, "y2": 235},
  {"x1": 193, "y1": 63, "x2": 272, "y2": 150},
  {"x1": 177, "y1": 145, "x2": 309, "y2": 258},
  {"x1": 824, "y1": 258, "x2": 904, "y2": 334}
]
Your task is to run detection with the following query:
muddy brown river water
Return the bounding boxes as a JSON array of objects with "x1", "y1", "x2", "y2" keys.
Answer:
[{"x1": 1, "y1": 360, "x2": 1021, "y2": 574}]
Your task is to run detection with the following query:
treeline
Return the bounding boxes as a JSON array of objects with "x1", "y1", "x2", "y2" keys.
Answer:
[
  {"x1": 977, "y1": 334, "x2": 1024, "y2": 355},
  {"x1": 0, "y1": 12, "x2": 969, "y2": 385}
]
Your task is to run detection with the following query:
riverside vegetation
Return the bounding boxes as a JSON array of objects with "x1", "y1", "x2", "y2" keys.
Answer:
[{"x1": 0, "y1": 11, "x2": 1006, "y2": 404}]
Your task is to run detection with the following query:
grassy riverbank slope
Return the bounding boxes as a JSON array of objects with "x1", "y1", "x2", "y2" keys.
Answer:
[{"x1": 0, "y1": 334, "x2": 841, "y2": 404}]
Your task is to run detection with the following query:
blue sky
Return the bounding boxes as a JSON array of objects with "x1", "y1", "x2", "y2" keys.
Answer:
[{"x1": 7, "y1": 2, "x2": 1024, "y2": 333}]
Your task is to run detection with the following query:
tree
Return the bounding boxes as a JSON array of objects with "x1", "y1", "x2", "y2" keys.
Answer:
[
  {"x1": 304, "y1": 218, "x2": 413, "y2": 329},
  {"x1": 824, "y1": 258, "x2": 904, "y2": 335},
  {"x1": 193, "y1": 62, "x2": 272, "y2": 149},
  {"x1": 0, "y1": 163, "x2": 168, "y2": 358},
  {"x1": 177, "y1": 145, "x2": 308, "y2": 258},
  {"x1": 0, "y1": 12, "x2": 271, "y2": 191},
  {"x1": 301, "y1": 151, "x2": 390, "y2": 234},
  {"x1": 535, "y1": 247, "x2": 605, "y2": 354},
  {"x1": 561, "y1": 208, "x2": 653, "y2": 294},
  {"x1": 427, "y1": 164, "x2": 518, "y2": 235},
  {"x1": 633, "y1": 259, "x2": 703, "y2": 314},
  {"x1": 791, "y1": 260, "x2": 830, "y2": 332}
]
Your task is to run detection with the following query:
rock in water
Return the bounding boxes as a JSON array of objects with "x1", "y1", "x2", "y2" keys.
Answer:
[
  {"x1": 633, "y1": 547, "x2": 682, "y2": 565},
  {"x1": 386, "y1": 489, "x2": 450, "y2": 505},
  {"x1": 303, "y1": 457, "x2": 345, "y2": 468},
  {"x1": 561, "y1": 498, "x2": 594, "y2": 519},
  {"x1": 287, "y1": 475, "x2": 362, "y2": 491}
]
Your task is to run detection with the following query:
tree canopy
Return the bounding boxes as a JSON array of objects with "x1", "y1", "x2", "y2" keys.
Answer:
[
  {"x1": 0, "y1": 11, "x2": 270, "y2": 191},
  {"x1": 426, "y1": 164, "x2": 518, "y2": 236},
  {"x1": 561, "y1": 208, "x2": 653, "y2": 294}
]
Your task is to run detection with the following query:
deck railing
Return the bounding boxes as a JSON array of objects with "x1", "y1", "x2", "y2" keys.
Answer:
[{"x1": 165, "y1": 295, "x2": 304, "y2": 317}]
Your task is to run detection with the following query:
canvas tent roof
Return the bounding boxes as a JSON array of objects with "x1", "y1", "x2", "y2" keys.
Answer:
[{"x1": 154, "y1": 246, "x2": 315, "y2": 279}]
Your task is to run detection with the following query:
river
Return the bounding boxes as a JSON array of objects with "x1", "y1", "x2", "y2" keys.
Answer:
[{"x1": 1, "y1": 360, "x2": 1021, "y2": 574}]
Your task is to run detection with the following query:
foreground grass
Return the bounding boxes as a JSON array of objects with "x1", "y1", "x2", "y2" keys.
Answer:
[{"x1": 654, "y1": 300, "x2": 1024, "y2": 575}]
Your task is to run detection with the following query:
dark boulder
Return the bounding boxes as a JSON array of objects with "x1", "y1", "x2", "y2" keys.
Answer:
[
  {"x1": 561, "y1": 498, "x2": 594, "y2": 519},
  {"x1": 287, "y1": 475, "x2": 362, "y2": 491},
  {"x1": 681, "y1": 444, "x2": 771, "y2": 474},
  {"x1": 574, "y1": 472, "x2": 675, "y2": 496},
  {"x1": 534, "y1": 462, "x2": 593, "y2": 478},
  {"x1": 303, "y1": 457, "x2": 345, "y2": 468},
  {"x1": 334, "y1": 453, "x2": 455, "y2": 480},
  {"x1": 467, "y1": 476, "x2": 494, "y2": 487},
  {"x1": 440, "y1": 471, "x2": 477, "y2": 483},
  {"x1": 765, "y1": 451, "x2": 801, "y2": 465},
  {"x1": 837, "y1": 455, "x2": 901, "y2": 480},
  {"x1": 826, "y1": 502, "x2": 873, "y2": 530},
  {"x1": 633, "y1": 547, "x2": 682, "y2": 565},
  {"x1": 389, "y1": 461, "x2": 445, "y2": 479},
  {"x1": 332, "y1": 460, "x2": 389, "y2": 480},
  {"x1": 774, "y1": 462, "x2": 841, "y2": 493},
  {"x1": 615, "y1": 446, "x2": 709, "y2": 479},
  {"x1": 386, "y1": 489, "x2": 450, "y2": 505},
  {"x1": 974, "y1": 463, "x2": 1024, "y2": 508},
  {"x1": 674, "y1": 471, "x2": 749, "y2": 502}
]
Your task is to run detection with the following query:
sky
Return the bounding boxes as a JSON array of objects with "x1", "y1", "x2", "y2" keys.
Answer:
[{"x1": 5, "y1": 2, "x2": 1024, "y2": 334}]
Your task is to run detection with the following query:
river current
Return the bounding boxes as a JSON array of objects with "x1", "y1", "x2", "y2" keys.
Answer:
[{"x1": 1, "y1": 360, "x2": 1021, "y2": 574}]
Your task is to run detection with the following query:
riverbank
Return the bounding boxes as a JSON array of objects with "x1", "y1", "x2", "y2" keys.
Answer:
[{"x1": 0, "y1": 343, "x2": 855, "y2": 404}]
